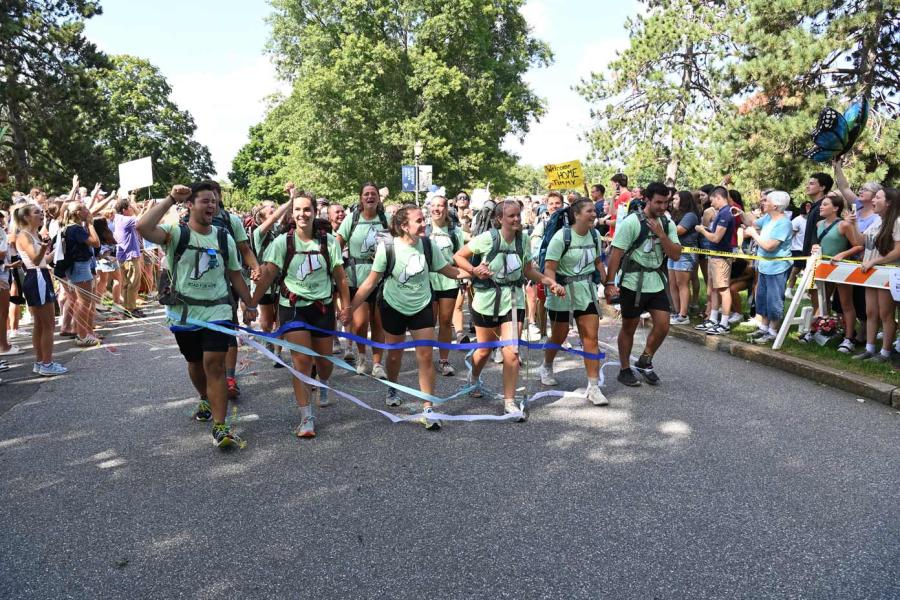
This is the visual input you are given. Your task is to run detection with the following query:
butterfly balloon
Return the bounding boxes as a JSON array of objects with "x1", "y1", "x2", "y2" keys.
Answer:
[{"x1": 802, "y1": 97, "x2": 869, "y2": 163}]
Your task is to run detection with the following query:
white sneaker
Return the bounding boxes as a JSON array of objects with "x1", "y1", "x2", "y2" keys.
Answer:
[
  {"x1": 0, "y1": 345, "x2": 24, "y2": 356},
  {"x1": 32, "y1": 362, "x2": 41, "y2": 374},
  {"x1": 317, "y1": 387, "x2": 330, "y2": 407},
  {"x1": 38, "y1": 362, "x2": 68, "y2": 377},
  {"x1": 343, "y1": 347, "x2": 356, "y2": 364},
  {"x1": 728, "y1": 313, "x2": 743, "y2": 325},
  {"x1": 526, "y1": 323, "x2": 543, "y2": 342},
  {"x1": 422, "y1": 407, "x2": 442, "y2": 430},
  {"x1": 504, "y1": 399, "x2": 527, "y2": 422},
  {"x1": 586, "y1": 385, "x2": 609, "y2": 406},
  {"x1": 356, "y1": 359, "x2": 370, "y2": 376},
  {"x1": 371, "y1": 362, "x2": 387, "y2": 380},
  {"x1": 784, "y1": 287, "x2": 794, "y2": 299},
  {"x1": 538, "y1": 364, "x2": 558, "y2": 386},
  {"x1": 333, "y1": 339, "x2": 343, "y2": 355},
  {"x1": 640, "y1": 312, "x2": 651, "y2": 320},
  {"x1": 9, "y1": 329, "x2": 21, "y2": 339},
  {"x1": 492, "y1": 348, "x2": 503, "y2": 363}
]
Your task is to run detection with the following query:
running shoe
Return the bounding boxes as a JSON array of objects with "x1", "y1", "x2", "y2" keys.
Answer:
[
  {"x1": 0, "y1": 362, "x2": 8, "y2": 373},
  {"x1": 9, "y1": 329, "x2": 21, "y2": 339},
  {"x1": 617, "y1": 368, "x2": 641, "y2": 387},
  {"x1": 343, "y1": 347, "x2": 356, "y2": 364},
  {"x1": 784, "y1": 287, "x2": 794, "y2": 300},
  {"x1": 728, "y1": 313, "x2": 743, "y2": 326},
  {"x1": 640, "y1": 312, "x2": 651, "y2": 320},
  {"x1": 75, "y1": 335, "x2": 101, "y2": 347},
  {"x1": 870, "y1": 352, "x2": 891, "y2": 363},
  {"x1": 33, "y1": 362, "x2": 41, "y2": 374},
  {"x1": 356, "y1": 359, "x2": 369, "y2": 375},
  {"x1": 837, "y1": 338, "x2": 855, "y2": 353},
  {"x1": 385, "y1": 390, "x2": 401, "y2": 407},
  {"x1": 422, "y1": 407, "x2": 442, "y2": 430},
  {"x1": 852, "y1": 350, "x2": 874, "y2": 361},
  {"x1": 38, "y1": 362, "x2": 68, "y2": 377},
  {"x1": 0, "y1": 345, "x2": 24, "y2": 356},
  {"x1": 129, "y1": 309, "x2": 147, "y2": 319},
  {"x1": 371, "y1": 362, "x2": 387, "y2": 380},
  {"x1": 192, "y1": 398, "x2": 212, "y2": 421},
  {"x1": 706, "y1": 324, "x2": 730, "y2": 336},
  {"x1": 295, "y1": 415, "x2": 316, "y2": 438},
  {"x1": 634, "y1": 355, "x2": 660, "y2": 385},
  {"x1": 694, "y1": 320, "x2": 716, "y2": 331},
  {"x1": 439, "y1": 360, "x2": 455, "y2": 377},
  {"x1": 213, "y1": 423, "x2": 238, "y2": 448},
  {"x1": 751, "y1": 332, "x2": 776, "y2": 345},
  {"x1": 333, "y1": 339, "x2": 343, "y2": 355},
  {"x1": 492, "y1": 348, "x2": 503, "y2": 363},
  {"x1": 586, "y1": 385, "x2": 609, "y2": 406},
  {"x1": 317, "y1": 387, "x2": 330, "y2": 407},
  {"x1": 226, "y1": 376, "x2": 240, "y2": 399},
  {"x1": 538, "y1": 364, "x2": 558, "y2": 386},
  {"x1": 504, "y1": 399, "x2": 527, "y2": 422},
  {"x1": 526, "y1": 323, "x2": 543, "y2": 342},
  {"x1": 746, "y1": 328, "x2": 768, "y2": 340}
]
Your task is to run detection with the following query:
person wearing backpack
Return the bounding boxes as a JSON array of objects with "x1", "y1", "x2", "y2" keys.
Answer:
[
  {"x1": 527, "y1": 192, "x2": 564, "y2": 342},
  {"x1": 250, "y1": 193, "x2": 351, "y2": 438},
  {"x1": 348, "y1": 204, "x2": 466, "y2": 430},
  {"x1": 453, "y1": 200, "x2": 565, "y2": 421},
  {"x1": 336, "y1": 182, "x2": 390, "y2": 379},
  {"x1": 604, "y1": 182, "x2": 682, "y2": 388},
  {"x1": 427, "y1": 195, "x2": 466, "y2": 376},
  {"x1": 138, "y1": 182, "x2": 258, "y2": 450},
  {"x1": 538, "y1": 198, "x2": 608, "y2": 406}
]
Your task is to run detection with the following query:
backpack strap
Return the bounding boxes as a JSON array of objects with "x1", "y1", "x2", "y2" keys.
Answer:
[
  {"x1": 484, "y1": 228, "x2": 501, "y2": 264},
  {"x1": 423, "y1": 237, "x2": 433, "y2": 272},
  {"x1": 817, "y1": 219, "x2": 840, "y2": 245},
  {"x1": 382, "y1": 237, "x2": 396, "y2": 280},
  {"x1": 217, "y1": 226, "x2": 230, "y2": 267},
  {"x1": 377, "y1": 208, "x2": 389, "y2": 230}
]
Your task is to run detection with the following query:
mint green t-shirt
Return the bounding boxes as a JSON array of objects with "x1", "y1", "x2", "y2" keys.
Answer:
[
  {"x1": 263, "y1": 232, "x2": 343, "y2": 308},
  {"x1": 544, "y1": 228, "x2": 602, "y2": 312},
  {"x1": 611, "y1": 213, "x2": 680, "y2": 293},
  {"x1": 162, "y1": 224, "x2": 240, "y2": 328},
  {"x1": 428, "y1": 222, "x2": 465, "y2": 292},
  {"x1": 336, "y1": 212, "x2": 390, "y2": 287},
  {"x1": 251, "y1": 224, "x2": 282, "y2": 296},
  {"x1": 468, "y1": 230, "x2": 532, "y2": 316},
  {"x1": 372, "y1": 238, "x2": 448, "y2": 316}
]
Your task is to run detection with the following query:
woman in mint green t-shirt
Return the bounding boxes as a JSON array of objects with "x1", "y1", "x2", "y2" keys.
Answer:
[
  {"x1": 251, "y1": 194, "x2": 351, "y2": 440},
  {"x1": 453, "y1": 200, "x2": 565, "y2": 421},
  {"x1": 349, "y1": 205, "x2": 465, "y2": 430},
  {"x1": 540, "y1": 199, "x2": 608, "y2": 407},
  {"x1": 428, "y1": 196, "x2": 466, "y2": 377}
]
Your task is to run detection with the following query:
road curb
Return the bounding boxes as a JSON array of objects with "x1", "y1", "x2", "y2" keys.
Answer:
[{"x1": 600, "y1": 305, "x2": 898, "y2": 406}]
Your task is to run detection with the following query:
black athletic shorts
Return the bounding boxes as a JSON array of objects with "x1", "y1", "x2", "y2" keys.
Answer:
[
  {"x1": 471, "y1": 308, "x2": 525, "y2": 329},
  {"x1": 432, "y1": 287, "x2": 459, "y2": 302},
  {"x1": 174, "y1": 326, "x2": 234, "y2": 363},
  {"x1": 278, "y1": 302, "x2": 336, "y2": 339},
  {"x1": 379, "y1": 299, "x2": 434, "y2": 336},
  {"x1": 548, "y1": 302, "x2": 599, "y2": 323},
  {"x1": 619, "y1": 287, "x2": 670, "y2": 319},
  {"x1": 258, "y1": 292, "x2": 277, "y2": 306},
  {"x1": 349, "y1": 286, "x2": 377, "y2": 308}
]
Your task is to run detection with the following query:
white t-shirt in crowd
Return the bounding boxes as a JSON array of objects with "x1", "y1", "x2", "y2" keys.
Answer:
[
  {"x1": 791, "y1": 214, "x2": 807, "y2": 251},
  {"x1": 0, "y1": 228, "x2": 8, "y2": 278},
  {"x1": 863, "y1": 216, "x2": 900, "y2": 263}
]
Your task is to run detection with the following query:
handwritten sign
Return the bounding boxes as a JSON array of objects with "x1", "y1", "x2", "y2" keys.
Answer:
[
  {"x1": 544, "y1": 160, "x2": 584, "y2": 190},
  {"x1": 118, "y1": 156, "x2": 154, "y2": 193}
]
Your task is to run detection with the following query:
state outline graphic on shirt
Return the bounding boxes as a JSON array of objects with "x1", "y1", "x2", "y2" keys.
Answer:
[
  {"x1": 360, "y1": 225, "x2": 379, "y2": 256},
  {"x1": 190, "y1": 251, "x2": 215, "y2": 280},
  {"x1": 295, "y1": 253, "x2": 323, "y2": 281},
  {"x1": 574, "y1": 246, "x2": 597, "y2": 274},
  {"x1": 397, "y1": 254, "x2": 426, "y2": 285}
]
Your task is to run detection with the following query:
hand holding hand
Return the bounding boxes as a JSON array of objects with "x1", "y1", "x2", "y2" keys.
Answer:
[
  {"x1": 339, "y1": 307, "x2": 351, "y2": 326},
  {"x1": 604, "y1": 284, "x2": 620, "y2": 304},
  {"x1": 249, "y1": 266, "x2": 262, "y2": 282},
  {"x1": 472, "y1": 264, "x2": 492, "y2": 279},
  {"x1": 243, "y1": 306, "x2": 258, "y2": 324},
  {"x1": 548, "y1": 282, "x2": 565, "y2": 297}
]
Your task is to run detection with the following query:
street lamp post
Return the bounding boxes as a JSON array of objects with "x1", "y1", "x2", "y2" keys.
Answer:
[{"x1": 414, "y1": 140, "x2": 423, "y2": 207}]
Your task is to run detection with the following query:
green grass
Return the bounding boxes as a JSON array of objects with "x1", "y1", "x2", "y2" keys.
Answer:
[{"x1": 686, "y1": 273, "x2": 900, "y2": 387}]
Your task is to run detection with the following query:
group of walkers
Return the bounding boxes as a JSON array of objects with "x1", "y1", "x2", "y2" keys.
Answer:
[{"x1": 3, "y1": 162, "x2": 898, "y2": 452}]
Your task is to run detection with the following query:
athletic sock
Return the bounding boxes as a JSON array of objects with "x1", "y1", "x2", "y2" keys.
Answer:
[
  {"x1": 710, "y1": 310, "x2": 720, "y2": 323},
  {"x1": 880, "y1": 348, "x2": 891, "y2": 358},
  {"x1": 587, "y1": 377, "x2": 599, "y2": 389},
  {"x1": 300, "y1": 405, "x2": 312, "y2": 418},
  {"x1": 719, "y1": 313, "x2": 730, "y2": 327},
  {"x1": 226, "y1": 368, "x2": 236, "y2": 378},
  {"x1": 866, "y1": 343, "x2": 876, "y2": 353}
]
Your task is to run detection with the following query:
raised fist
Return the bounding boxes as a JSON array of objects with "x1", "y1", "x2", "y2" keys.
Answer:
[{"x1": 170, "y1": 185, "x2": 191, "y2": 203}]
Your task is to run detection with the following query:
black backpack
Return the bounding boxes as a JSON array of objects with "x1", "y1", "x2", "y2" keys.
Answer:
[
  {"x1": 277, "y1": 219, "x2": 334, "y2": 306},
  {"x1": 619, "y1": 211, "x2": 672, "y2": 307},
  {"x1": 424, "y1": 220, "x2": 461, "y2": 254}
]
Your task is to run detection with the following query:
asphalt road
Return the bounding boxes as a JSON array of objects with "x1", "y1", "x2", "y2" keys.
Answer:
[{"x1": 1, "y1": 308, "x2": 898, "y2": 599}]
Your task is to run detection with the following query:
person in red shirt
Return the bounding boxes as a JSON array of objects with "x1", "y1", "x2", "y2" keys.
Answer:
[{"x1": 598, "y1": 173, "x2": 632, "y2": 238}]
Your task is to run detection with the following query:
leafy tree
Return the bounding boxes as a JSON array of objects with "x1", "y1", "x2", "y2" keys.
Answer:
[
  {"x1": 228, "y1": 114, "x2": 290, "y2": 202},
  {"x1": 0, "y1": 0, "x2": 108, "y2": 189},
  {"x1": 88, "y1": 55, "x2": 214, "y2": 195},
  {"x1": 714, "y1": 0, "x2": 900, "y2": 193},
  {"x1": 233, "y1": 0, "x2": 550, "y2": 202},
  {"x1": 577, "y1": 0, "x2": 738, "y2": 187}
]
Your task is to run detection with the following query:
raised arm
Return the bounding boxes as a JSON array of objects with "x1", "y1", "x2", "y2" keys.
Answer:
[
  {"x1": 832, "y1": 159, "x2": 856, "y2": 206},
  {"x1": 137, "y1": 185, "x2": 190, "y2": 244}
]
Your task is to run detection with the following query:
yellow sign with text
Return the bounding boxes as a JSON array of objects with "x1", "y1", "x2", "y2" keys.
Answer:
[{"x1": 544, "y1": 160, "x2": 584, "y2": 190}]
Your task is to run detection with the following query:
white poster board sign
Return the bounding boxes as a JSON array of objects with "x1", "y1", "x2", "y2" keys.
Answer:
[{"x1": 118, "y1": 157, "x2": 154, "y2": 193}]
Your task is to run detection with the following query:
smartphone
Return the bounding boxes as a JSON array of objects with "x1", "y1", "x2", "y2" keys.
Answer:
[{"x1": 851, "y1": 202, "x2": 858, "y2": 216}]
